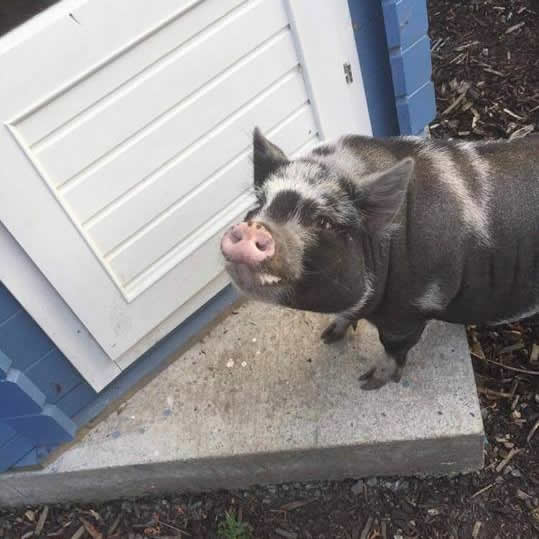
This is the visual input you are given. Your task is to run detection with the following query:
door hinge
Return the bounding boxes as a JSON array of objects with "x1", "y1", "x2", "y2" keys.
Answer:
[{"x1": 343, "y1": 62, "x2": 353, "y2": 84}]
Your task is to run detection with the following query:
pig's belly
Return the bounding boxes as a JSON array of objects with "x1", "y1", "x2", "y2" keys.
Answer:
[{"x1": 438, "y1": 282, "x2": 539, "y2": 325}]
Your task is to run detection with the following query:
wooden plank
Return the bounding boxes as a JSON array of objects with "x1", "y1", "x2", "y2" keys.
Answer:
[
  {"x1": 0, "y1": 422, "x2": 16, "y2": 447},
  {"x1": 0, "y1": 434, "x2": 34, "y2": 472},
  {"x1": 16, "y1": 0, "x2": 245, "y2": 145},
  {"x1": 0, "y1": 0, "x2": 197, "y2": 117},
  {"x1": 65, "y1": 33, "x2": 301, "y2": 225},
  {"x1": 0, "y1": 311, "x2": 54, "y2": 372},
  {"x1": 32, "y1": 0, "x2": 289, "y2": 186},
  {"x1": 25, "y1": 349, "x2": 83, "y2": 404}
]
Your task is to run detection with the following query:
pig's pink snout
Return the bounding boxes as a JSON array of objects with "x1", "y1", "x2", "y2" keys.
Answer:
[{"x1": 221, "y1": 222, "x2": 275, "y2": 266}]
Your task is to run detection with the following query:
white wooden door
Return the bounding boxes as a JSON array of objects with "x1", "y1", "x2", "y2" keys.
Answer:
[{"x1": 0, "y1": 0, "x2": 371, "y2": 385}]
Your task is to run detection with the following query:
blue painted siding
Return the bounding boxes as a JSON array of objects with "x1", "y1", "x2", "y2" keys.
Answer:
[
  {"x1": 347, "y1": 0, "x2": 435, "y2": 137},
  {"x1": 347, "y1": 0, "x2": 400, "y2": 136},
  {"x1": 4, "y1": 405, "x2": 76, "y2": 445},
  {"x1": 54, "y1": 382, "x2": 97, "y2": 418},
  {"x1": 0, "y1": 309, "x2": 55, "y2": 371},
  {"x1": 0, "y1": 282, "x2": 96, "y2": 472},
  {"x1": 0, "y1": 423, "x2": 16, "y2": 446},
  {"x1": 381, "y1": 0, "x2": 436, "y2": 135},
  {"x1": 26, "y1": 348, "x2": 84, "y2": 404},
  {"x1": 0, "y1": 434, "x2": 35, "y2": 471}
]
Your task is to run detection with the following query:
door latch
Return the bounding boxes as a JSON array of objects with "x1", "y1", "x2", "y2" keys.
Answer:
[{"x1": 343, "y1": 62, "x2": 353, "y2": 84}]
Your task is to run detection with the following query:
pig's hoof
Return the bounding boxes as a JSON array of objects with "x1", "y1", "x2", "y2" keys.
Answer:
[
  {"x1": 321, "y1": 321, "x2": 346, "y2": 344},
  {"x1": 359, "y1": 365, "x2": 402, "y2": 390}
]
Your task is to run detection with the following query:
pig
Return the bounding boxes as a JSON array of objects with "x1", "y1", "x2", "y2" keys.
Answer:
[{"x1": 220, "y1": 127, "x2": 539, "y2": 389}]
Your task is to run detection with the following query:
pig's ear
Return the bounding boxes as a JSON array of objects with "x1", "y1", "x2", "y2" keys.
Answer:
[
  {"x1": 356, "y1": 157, "x2": 414, "y2": 233},
  {"x1": 253, "y1": 127, "x2": 289, "y2": 188}
]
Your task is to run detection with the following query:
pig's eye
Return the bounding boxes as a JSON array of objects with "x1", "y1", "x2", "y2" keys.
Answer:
[
  {"x1": 245, "y1": 203, "x2": 263, "y2": 221},
  {"x1": 317, "y1": 216, "x2": 334, "y2": 230}
]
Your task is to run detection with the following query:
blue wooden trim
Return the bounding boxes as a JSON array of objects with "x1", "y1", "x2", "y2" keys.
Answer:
[
  {"x1": 0, "y1": 349, "x2": 12, "y2": 379},
  {"x1": 396, "y1": 81, "x2": 437, "y2": 136},
  {"x1": 0, "y1": 283, "x2": 21, "y2": 324},
  {"x1": 0, "y1": 283, "x2": 83, "y2": 471},
  {"x1": 0, "y1": 370, "x2": 46, "y2": 418},
  {"x1": 389, "y1": 35, "x2": 432, "y2": 97},
  {"x1": 381, "y1": 0, "x2": 436, "y2": 135},
  {"x1": 54, "y1": 382, "x2": 97, "y2": 418},
  {"x1": 0, "y1": 309, "x2": 55, "y2": 371},
  {"x1": 0, "y1": 434, "x2": 35, "y2": 473},
  {"x1": 26, "y1": 348, "x2": 85, "y2": 404},
  {"x1": 0, "y1": 423, "x2": 16, "y2": 447},
  {"x1": 4, "y1": 405, "x2": 76, "y2": 445},
  {"x1": 383, "y1": 0, "x2": 429, "y2": 50},
  {"x1": 10, "y1": 448, "x2": 40, "y2": 469},
  {"x1": 347, "y1": 0, "x2": 399, "y2": 136}
]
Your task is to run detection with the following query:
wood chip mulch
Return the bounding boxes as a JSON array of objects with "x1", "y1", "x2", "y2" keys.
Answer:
[{"x1": 1, "y1": 0, "x2": 538, "y2": 537}]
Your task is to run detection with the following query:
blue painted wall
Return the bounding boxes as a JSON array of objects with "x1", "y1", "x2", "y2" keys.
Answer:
[
  {"x1": 348, "y1": 0, "x2": 400, "y2": 136},
  {"x1": 380, "y1": 0, "x2": 436, "y2": 135},
  {"x1": 1, "y1": 0, "x2": 437, "y2": 473},
  {"x1": 348, "y1": 0, "x2": 436, "y2": 136},
  {"x1": 0, "y1": 282, "x2": 97, "y2": 472}
]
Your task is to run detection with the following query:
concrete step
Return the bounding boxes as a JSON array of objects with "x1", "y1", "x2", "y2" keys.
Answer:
[{"x1": 0, "y1": 302, "x2": 484, "y2": 506}]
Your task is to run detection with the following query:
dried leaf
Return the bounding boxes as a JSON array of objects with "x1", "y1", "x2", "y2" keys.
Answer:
[
  {"x1": 35, "y1": 506, "x2": 49, "y2": 535},
  {"x1": 496, "y1": 448, "x2": 520, "y2": 473},
  {"x1": 472, "y1": 521, "x2": 482, "y2": 538},
  {"x1": 527, "y1": 419, "x2": 539, "y2": 444},
  {"x1": 279, "y1": 500, "x2": 313, "y2": 511},
  {"x1": 71, "y1": 526, "x2": 86, "y2": 539},
  {"x1": 88, "y1": 509, "x2": 101, "y2": 521},
  {"x1": 80, "y1": 517, "x2": 103, "y2": 539},
  {"x1": 275, "y1": 529, "x2": 298, "y2": 539},
  {"x1": 506, "y1": 22, "x2": 525, "y2": 34},
  {"x1": 471, "y1": 483, "x2": 495, "y2": 498},
  {"x1": 24, "y1": 510, "x2": 35, "y2": 522},
  {"x1": 107, "y1": 514, "x2": 122, "y2": 535},
  {"x1": 360, "y1": 517, "x2": 373, "y2": 539}
]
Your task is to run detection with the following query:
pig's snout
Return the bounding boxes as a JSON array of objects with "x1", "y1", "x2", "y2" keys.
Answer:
[{"x1": 221, "y1": 221, "x2": 275, "y2": 266}]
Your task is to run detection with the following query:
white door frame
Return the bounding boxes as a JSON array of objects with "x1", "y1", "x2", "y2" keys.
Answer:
[{"x1": 0, "y1": 0, "x2": 371, "y2": 391}]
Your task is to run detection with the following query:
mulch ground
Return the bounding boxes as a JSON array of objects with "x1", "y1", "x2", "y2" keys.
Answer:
[{"x1": 1, "y1": 0, "x2": 539, "y2": 537}]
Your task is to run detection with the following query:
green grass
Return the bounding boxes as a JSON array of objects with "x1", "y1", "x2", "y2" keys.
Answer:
[{"x1": 217, "y1": 510, "x2": 253, "y2": 539}]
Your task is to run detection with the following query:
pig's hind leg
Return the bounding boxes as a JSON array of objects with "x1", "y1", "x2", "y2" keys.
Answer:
[
  {"x1": 321, "y1": 315, "x2": 358, "y2": 344},
  {"x1": 360, "y1": 321, "x2": 426, "y2": 390}
]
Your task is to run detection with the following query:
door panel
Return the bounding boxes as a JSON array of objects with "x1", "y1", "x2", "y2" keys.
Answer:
[
  {"x1": 0, "y1": 0, "x2": 371, "y2": 378},
  {"x1": 85, "y1": 71, "x2": 308, "y2": 254}
]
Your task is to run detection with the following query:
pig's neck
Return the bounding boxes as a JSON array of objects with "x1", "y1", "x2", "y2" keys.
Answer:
[
  {"x1": 354, "y1": 196, "x2": 412, "y2": 321},
  {"x1": 344, "y1": 227, "x2": 394, "y2": 320}
]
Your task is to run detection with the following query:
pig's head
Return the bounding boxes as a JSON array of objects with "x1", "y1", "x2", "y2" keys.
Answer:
[{"x1": 220, "y1": 128, "x2": 413, "y2": 314}]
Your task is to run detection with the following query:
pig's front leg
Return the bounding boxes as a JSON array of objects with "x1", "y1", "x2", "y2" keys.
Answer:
[
  {"x1": 359, "y1": 321, "x2": 426, "y2": 390},
  {"x1": 321, "y1": 315, "x2": 358, "y2": 344}
]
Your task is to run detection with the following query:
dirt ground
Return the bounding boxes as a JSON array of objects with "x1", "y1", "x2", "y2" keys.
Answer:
[{"x1": 1, "y1": 0, "x2": 539, "y2": 537}]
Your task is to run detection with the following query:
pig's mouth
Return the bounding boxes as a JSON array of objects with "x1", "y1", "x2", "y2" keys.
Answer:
[{"x1": 224, "y1": 262, "x2": 287, "y2": 296}]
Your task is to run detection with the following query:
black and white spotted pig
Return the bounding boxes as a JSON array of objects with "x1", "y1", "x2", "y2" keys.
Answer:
[{"x1": 220, "y1": 128, "x2": 539, "y2": 389}]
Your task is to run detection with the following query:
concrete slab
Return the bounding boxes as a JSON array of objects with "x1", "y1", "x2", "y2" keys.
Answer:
[{"x1": 0, "y1": 303, "x2": 484, "y2": 507}]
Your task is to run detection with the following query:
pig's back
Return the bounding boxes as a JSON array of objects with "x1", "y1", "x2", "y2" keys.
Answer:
[{"x1": 405, "y1": 136, "x2": 539, "y2": 325}]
